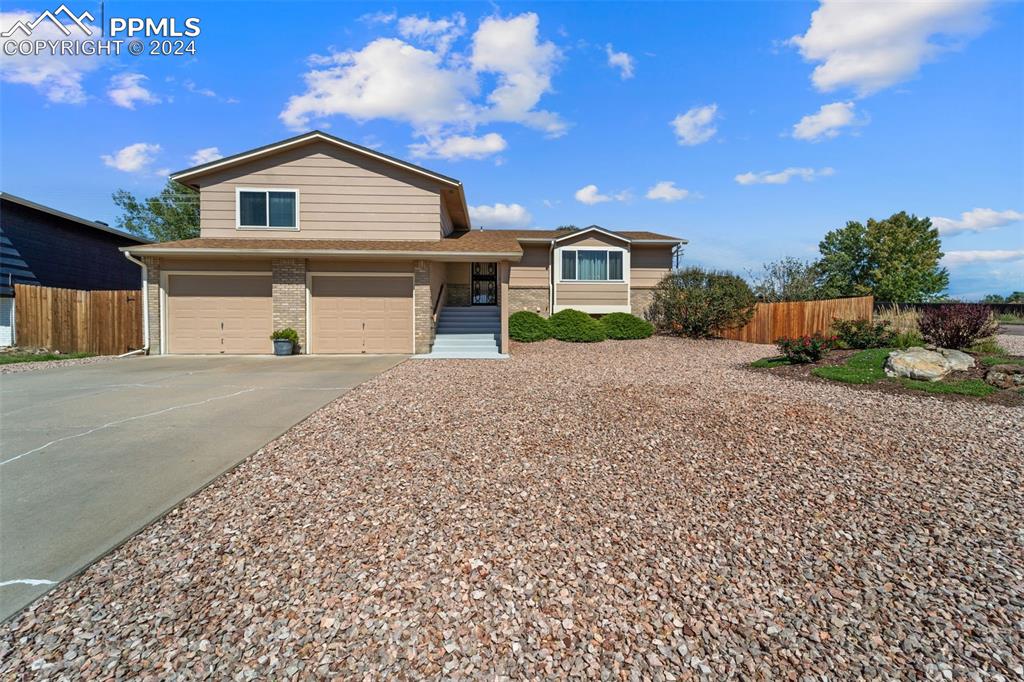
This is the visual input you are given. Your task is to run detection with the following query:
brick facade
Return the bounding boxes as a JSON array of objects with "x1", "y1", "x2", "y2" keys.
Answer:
[
  {"x1": 272, "y1": 258, "x2": 307, "y2": 351},
  {"x1": 508, "y1": 287, "x2": 549, "y2": 316},
  {"x1": 447, "y1": 283, "x2": 470, "y2": 306},
  {"x1": 413, "y1": 260, "x2": 433, "y2": 354},
  {"x1": 630, "y1": 288, "x2": 656, "y2": 319},
  {"x1": 143, "y1": 256, "x2": 161, "y2": 354}
]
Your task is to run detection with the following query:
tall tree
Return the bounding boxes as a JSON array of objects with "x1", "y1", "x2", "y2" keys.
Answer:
[
  {"x1": 112, "y1": 180, "x2": 199, "y2": 242},
  {"x1": 816, "y1": 220, "x2": 871, "y2": 298},
  {"x1": 750, "y1": 257, "x2": 822, "y2": 302},
  {"x1": 816, "y1": 212, "x2": 948, "y2": 302},
  {"x1": 864, "y1": 211, "x2": 948, "y2": 302}
]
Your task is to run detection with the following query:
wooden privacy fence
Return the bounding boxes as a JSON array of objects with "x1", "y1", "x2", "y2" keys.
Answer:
[
  {"x1": 14, "y1": 284, "x2": 143, "y2": 355},
  {"x1": 718, "y1": 295, "x2": 873, "y2": 345}
]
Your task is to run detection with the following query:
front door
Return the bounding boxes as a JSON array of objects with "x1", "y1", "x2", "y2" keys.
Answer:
[{"x1": 471, "y1": 262, "x2": 498, "y2": 305}]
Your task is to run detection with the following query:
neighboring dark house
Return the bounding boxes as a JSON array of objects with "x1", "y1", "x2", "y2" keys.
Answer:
[{"x1": 0, "y1": 192, "x2": 151, "y2": 346}]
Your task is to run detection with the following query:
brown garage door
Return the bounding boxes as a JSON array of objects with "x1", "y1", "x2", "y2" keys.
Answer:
[
  {"x1": 310, "y1": 275, "x2": 413, "y2": 354},
  {"x1": 166, "y1": 274, "x2": 272, "y2": 354}
]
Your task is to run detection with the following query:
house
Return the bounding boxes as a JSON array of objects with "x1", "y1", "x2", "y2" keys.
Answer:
[
  {"x1": 0, "y1": 192, "x2": 152, "y2": 347},
  {"x1": 123, "y1": 131, "x2": 684, "y2": 357}
]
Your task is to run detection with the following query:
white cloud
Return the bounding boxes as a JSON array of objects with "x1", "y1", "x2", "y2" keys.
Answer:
[
  {"x1": 792, "y1": 101, "x2": 859, "y2": 141},
  {"x1": 943, "y1": 249, "x2": 1024, "y2": 266},
  {"x1": 605, "y1": 43, "x2": 635, "y2": 79},
  {"x1": 183, "y1": 79, "x2": 217, "y2": 97},
  {"x1": 468, "y1": 202, "x2": 533, "y2": 228},
  {"x1": 398, "y1": 13, "x2": 466, "y2": 54},
  {"x1": 789, "y1": 0, "x2": 990, "y2": 96},
  {"x1": 101, "y1": 143, "x2": 161, "y2": 173},
  {"x1": 574, "y1": 184, "x2": 630, "y2": 205},
  {"x1": 645, "y1": 181, "x2": 691, "y2": 202},
  {"x1": 360, "y1": 10, "x2": 396, "y2": 25},
  {"x1": 735, "y1": 167, "x2": 835, "y2": 185},
  {"x1": 190, "y1": 147, "x2": 223, "y2": 165},
  {"x1": 0, "y1": 10, "x2": 100, "y2": 103},
  {"x1": 931, "y1": 208, "x2": 1024, "y2": 236},
  {"x1": 107, "y1": 73, "x2": 160, "y2": 109},
  {"x1": 408, "y1": 132, "x2": 507, "y2": 160},
  {"x1": 281, "y1": 12, "x2": 566, "y2": 140},
  {"x1": 471, "y1": 13, "x2": 566, "y2": 136},
  {"x1": 671, "y1": 104, "x2": 718, "y2": 146}
]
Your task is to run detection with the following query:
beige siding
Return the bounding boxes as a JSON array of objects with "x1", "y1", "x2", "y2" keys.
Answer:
[
  {"x1": 509, "y1": 244, "x2": 550, "y2": 289},
  {"x1": 197, "y1": 140, "x2": 446, "y2": 241},
  {"x1": 556, "y1": 282, "x2": 629, "y2": 306},
  {"x1": 557, "y1": 232, "x2": 630, "y2": 248},
  {"x1": 630, "y1": 246, "x2": 673, "y2": 288},
  {"x1": 430, "y1": 261, "x2": 446, "y2": 310}
]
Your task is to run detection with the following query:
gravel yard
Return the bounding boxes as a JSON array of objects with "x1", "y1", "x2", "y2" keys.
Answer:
[
  {"x1": 0, "y1": 355, "x2": 120, "y2": 375},
  {"x1": 997, "y1": 333, "x2": 1024, "y2": 356},
  {"x1": 2, "y1": 337, "x2": 1021, "y2": 679}
]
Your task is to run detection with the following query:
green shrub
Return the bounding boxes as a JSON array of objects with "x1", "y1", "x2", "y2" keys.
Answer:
[
  {"x1": 776, "y1": 333, "x2": 837, "y2": 363},
  {"x1": 599, "y1": 312, "x2": 654, "y2": 340},
  {"x1": 648, "y1": 267, "x2": 756, "y2": 338},
  {"x1": 832, "y1": 318, "x2": 896, "y2": 349},
  {"x1": 893, "y1": 330, "x2": 924, "y2": 349},
  {"x1": 549, "y1": 309, "x2": 607, "y2": 342},
  {"x1": 509, "y1": 311, "x2": 552, "y2": 342},
  {"x1": 270, "y1": 328, "x2": 299, "y2": 344}
]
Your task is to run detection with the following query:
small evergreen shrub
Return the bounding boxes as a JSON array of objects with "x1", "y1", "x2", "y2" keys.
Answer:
[
  {"x1": 918, "y1": 304, "x2": 998, "y2": 349},
  {"x1": 893, "y1": 330, "x2": 924, "y2": 349},
  {"x1": 776, "y1": 333, "x2": 836, "y2": 363},
  {"x1": 549, "y1": 309, "x2": 607, "y2": 342},
  {"x1": 509, "y1": 311, "x2": 552, "y2": 342},
  {"x1": 832, "y1": 318, "x2": 896, "y2": 349},
  {"x1": 599, "y1": 312, "x2": 654, "y2": 340}
]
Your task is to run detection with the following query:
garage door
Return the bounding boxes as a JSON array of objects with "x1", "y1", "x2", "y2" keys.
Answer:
[
  {"x1": 310, "y1": 275, "x2": 413, "y2": 354},
  {"x1": 166, "y1": 274, "x2": 272, "y2": 354}
]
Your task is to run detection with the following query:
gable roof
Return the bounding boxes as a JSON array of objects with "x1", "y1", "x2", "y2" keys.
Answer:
[
  {"x1": 0, "y1": 192, "x2": 151, "y2": 243},
  {"x1": 168, "y1": 130, "x2": 471, "y2": 230},
  {"x1": 499, "y1": 225, "x2": 685, "y2": 244}
]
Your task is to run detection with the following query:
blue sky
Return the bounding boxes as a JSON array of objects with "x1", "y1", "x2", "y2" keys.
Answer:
[{"x1": 2, "y1": 1, "x2": 1022, "y2": 299}]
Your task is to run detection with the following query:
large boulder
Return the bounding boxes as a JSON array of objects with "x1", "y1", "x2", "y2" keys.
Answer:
[
  {"x1": 939, "y1": 348, "x2": 975, "y2": 371},
  {"x1": 984, "y1": 364, "x2": 1024, "y2": 389},
  {"x1": 885, "y1": 347, "x2": 951, "y2": 382}
]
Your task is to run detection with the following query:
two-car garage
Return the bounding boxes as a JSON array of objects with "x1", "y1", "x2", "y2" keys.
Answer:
[{"x1": 162, "y1": 266, "x2": 414, "y2": 355}]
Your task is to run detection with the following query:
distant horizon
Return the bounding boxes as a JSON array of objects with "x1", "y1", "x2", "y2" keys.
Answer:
[{"x1": 1, "y1": 1, "x2": 1021, "y2": 300}]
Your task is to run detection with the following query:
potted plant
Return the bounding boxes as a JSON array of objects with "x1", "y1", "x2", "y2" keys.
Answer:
[{"x1": 270, "y1": 328, "x2": 299, "y2": 356}]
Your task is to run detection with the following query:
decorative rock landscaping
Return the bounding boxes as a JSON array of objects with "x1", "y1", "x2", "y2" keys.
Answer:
[
  {"x1": 1, "y1": 337, "x2": 1021, "y2": 679},
  {"x1": 985, "y1": 363, "x2": 1024, "y2": 389},
  {"x1": 884, "y1": 347, "x2": 954, "y2": 381}
]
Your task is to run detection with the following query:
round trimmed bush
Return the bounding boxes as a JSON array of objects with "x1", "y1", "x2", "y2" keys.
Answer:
[
  {"x1": 549, "y1": 309, "x2": 607, "y2": 342},
  {"x1": 599, "y1": 312, "x2": 654, "y2": 340},
  {"x1": 509, "y1": 310, "x2": 552, "y2": 342}
]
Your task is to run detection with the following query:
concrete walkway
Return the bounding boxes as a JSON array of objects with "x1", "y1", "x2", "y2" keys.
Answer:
[{"x1": 0, "y1": 354, "x2": 404, "y2": 620}]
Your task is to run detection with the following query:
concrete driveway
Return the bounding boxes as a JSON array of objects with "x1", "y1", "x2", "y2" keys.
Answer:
[{"x1": 0, "y1": 354, "x2": 405, "y2": 620}]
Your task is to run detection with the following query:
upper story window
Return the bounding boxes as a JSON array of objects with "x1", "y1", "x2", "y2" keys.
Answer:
[
  {"x1": 560, "y1": 249, "x2": 624, "y2": 281},
  {"x1": 236, "y1": 188, "x2": 299, "y2": 229}
]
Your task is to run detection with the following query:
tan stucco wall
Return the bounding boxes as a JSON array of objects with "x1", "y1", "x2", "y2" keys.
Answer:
[{"x1": 196, "y1": 140, "x2": 447, "y2": 241}]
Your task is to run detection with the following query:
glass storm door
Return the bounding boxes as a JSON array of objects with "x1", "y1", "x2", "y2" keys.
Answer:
[{"x1": 471, "y1": 262, "x2": 497, "y2": 305}]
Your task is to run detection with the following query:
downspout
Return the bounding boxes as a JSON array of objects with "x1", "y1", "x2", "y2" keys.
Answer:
[
  {"x1": 549, "y1": 240, "x2": 554, "y2": 315},
  {"x1": 121, "y1": 250, "x2": 149, "y2": 356}
]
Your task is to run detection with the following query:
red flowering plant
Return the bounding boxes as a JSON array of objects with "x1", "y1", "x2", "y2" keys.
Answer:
[{"x1": 776, "y1": 333, "x2": 837, "y2": 363}]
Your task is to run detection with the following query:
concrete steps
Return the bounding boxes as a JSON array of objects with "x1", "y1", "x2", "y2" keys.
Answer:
[{"x1": 416, "y1": 306, "x2": 506, "y2": 359}]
